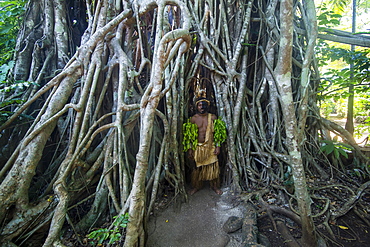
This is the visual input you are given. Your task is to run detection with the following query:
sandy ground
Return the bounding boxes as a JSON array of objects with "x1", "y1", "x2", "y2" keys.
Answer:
[
  {"x1": 329, "y1": 115, "x2": 369, "y2": 143},
  {"x1": 146, "y1": 187, "x2": 245, "y2": 247}
]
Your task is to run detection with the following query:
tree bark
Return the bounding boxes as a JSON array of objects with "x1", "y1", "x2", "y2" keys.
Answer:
[
  {"x1": 123, "y1": 2, "x2": 191, "y2": 245},
  {"x1": 275, "y1": 0, "x2": 317, "y2": 246}
]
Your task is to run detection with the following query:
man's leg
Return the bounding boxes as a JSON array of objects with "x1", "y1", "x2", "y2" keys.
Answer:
[
  {"x1": 210, "y1": 177, "x2": 222, "y2": 195},
  {"x1": 190, "y1": 167, "x2": 203, "y2": 195}
]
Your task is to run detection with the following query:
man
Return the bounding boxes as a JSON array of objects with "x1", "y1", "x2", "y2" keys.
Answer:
[{"x1": 188, "y1": 97, "x2": 223, "y2": 195}]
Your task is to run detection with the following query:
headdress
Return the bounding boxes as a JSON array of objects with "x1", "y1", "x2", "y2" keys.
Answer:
[{"x1": 195, "y1": 88, "x2": 210, "y2": 106}]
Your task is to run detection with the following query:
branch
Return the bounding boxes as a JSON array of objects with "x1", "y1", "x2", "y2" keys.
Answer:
[{"x1": 318, "y1": 29, "x2": 370, "y2": 47}]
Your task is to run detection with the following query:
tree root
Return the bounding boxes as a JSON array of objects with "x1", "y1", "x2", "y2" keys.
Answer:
[
  {"x1": 331, "y1": 180, "x2": 370, "y2": 221},
  {"x1": 354, "y1": 207, "x2": 370, "y2": 227},
  {"x1": 263, "y1": 203, "x2": 302, "y2": 226},
  {"x1": 276, "y1": 220, "x2": 301, "y2": 247},
  {"x1": 322, "y1": 211, "x2": 336, "y2": 240}
]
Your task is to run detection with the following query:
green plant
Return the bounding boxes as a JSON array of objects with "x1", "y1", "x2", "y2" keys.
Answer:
[
  {"x1": 316, "y1": 29, "x2": 370, "y2": 138},
  {"x1": 317, "y1": 6, "x2": 342, "y2": 32},
  {"x1": 350, "y1": 168, "x2": 367, "y2": 179},
  {"x1": 182, "y1": 119, "x2": 198, "y2": 151},
  {"x1": 0, "y1": 61, "x2": 14, "y2": 82},
  {"x1": 0, "y1": 1, "x2": 29, "y2": 126},
  {"x1": 214, "y1": 118, "x2": 227, "y2": 147},
  {"x1": 0, "y1": 79, "x2": 38, "y2": 125},
  {"x1": 0, "y1": 80, "x2": 37, "y2": 93},
  {"x1": 87, "y1": 213, "x2": 129, "y2": 246},
  {"x1": 0, "y1": 1, "x2": 26, "y2": 65},
  {"x1": 319, "y1": 99, "x2": 336, "y2": 118},
  {"x1": 320, "y1": 140, "x2": 354, "y2": 159}
]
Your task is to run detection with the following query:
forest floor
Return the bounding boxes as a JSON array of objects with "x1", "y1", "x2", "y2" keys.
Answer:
[
  {"x1": 146, "y1": 186, "x2": 243, "y2": 247},
  {"x1": 146, "y1": 184, "x2": 370, "y2": 247}
]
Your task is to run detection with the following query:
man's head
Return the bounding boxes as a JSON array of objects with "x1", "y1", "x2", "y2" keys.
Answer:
[{"x1": 196, "y1": 97, "x2": 210, "y2": 115}]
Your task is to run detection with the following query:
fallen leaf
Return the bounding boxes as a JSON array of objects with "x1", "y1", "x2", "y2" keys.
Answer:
[{"x1": 338, "y1": 225, "x2": 348, "y2": 230}]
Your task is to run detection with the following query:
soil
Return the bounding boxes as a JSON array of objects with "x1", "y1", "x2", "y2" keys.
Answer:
[
  {"x1": 257, "y1": 210, "x2": 370, "y2": 247},
  {"x1": 146, "y1": 186, "x2": 244, "y2": 247},
  {"x1": 146, "y1": 185, "x2": 370, "y2": 247}
]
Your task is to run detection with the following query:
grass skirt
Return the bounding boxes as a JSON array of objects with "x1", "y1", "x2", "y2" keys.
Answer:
[{"x1": 191, "y1": 161, "x2": 220, "y2": 189}]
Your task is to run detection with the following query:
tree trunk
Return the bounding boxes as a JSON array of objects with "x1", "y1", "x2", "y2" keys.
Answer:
[
  {"x1": 275, "y1": 0, "x2": 316, "y2": 246},
  {"x1": 345, "y1": 0, "x2": 357, "y2": 135},
  {"x1": 124, "y1": 11, "x2": 190, "y2": 244}
]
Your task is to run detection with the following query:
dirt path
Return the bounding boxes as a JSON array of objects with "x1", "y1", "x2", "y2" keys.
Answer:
[{"x1": 146, "y1": 187, "x2": 245, "y2": 247}]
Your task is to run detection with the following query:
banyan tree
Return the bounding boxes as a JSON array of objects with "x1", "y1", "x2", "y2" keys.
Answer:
[{"x1": 0, "y1": 0, "x2": 369, "y2": 246}]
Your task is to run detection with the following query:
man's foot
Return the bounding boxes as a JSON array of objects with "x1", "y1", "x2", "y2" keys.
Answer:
[
  {"x1": 189, "y1": 188, "x2": 199, "y2": 195},
  {"x1": 212, "y1": 187, "x2": 223, "y2": 195}
]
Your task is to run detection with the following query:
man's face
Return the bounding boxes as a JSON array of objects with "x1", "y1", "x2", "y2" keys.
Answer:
[{"x1": 197, "y1": 101, "x2": 209, "y2": 114}]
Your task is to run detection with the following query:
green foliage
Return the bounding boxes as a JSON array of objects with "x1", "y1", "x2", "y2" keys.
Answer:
[
  {"x1": 317, "y1": 44, "x2": 370, "y2": 134},
  {"x1": 87, "y1": 213, "x2": 129, "y2": 246},
  {"x1": 0, "y1": 1, "x2": 26, "y2": 65},
  {"x1": 320, "y1": 140, "x2": 354, "y2": 159},
  {"x1": 354, "y1": 121, "x2": 370, "y2": 140},
  {"x1": 354, "y1": 95, "x2": 370, "y2": 117},
  {"x1": 214, "y1": 118, "x2": 227, "y2": 147},
  {"x1": 0, "y1": 80, "x2": 36, "y2": 93},
  {"x1": 113, "y1": 213, "x2": 130, "y2": 228},
  {"x1": 182, "y1": 117, "x2": 227, "y2": 151},
  {"x1": 182, "y1": 119, "x2": 198, "y2": 151},
  {"x1": 317, "y1": 6, "x2": 342, "y2": 31},
  {"x1": 324, "y1": 0, "x2": 348, "y2": 12},
  {"x1": 316, "y1": 45, "x2": 370, "y2": 85},
  {"x1": 0, "y1": 92, "x2": 34, "y2": 125},
  {"x1": 320, "y1": 99, "x2": 337, "y2": 117},
  {"x1": 0, "y1": 98, "x2": 24, "y2": 108},
  {"x1": 0, "y1": 73, "x2": 38, "y2": 125},
  {"x1": 350, "y1": 168, "x2": 367, "y2": 178},
  {"x1": 0, "y1": 1, "x2": 28, "y2": 126},
  {"x1": 0, "y1": 61, "x2": 14, "y2": 82},
  {"x1": 0, "y1": 110, "x2": 13, "y2": 125}
]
